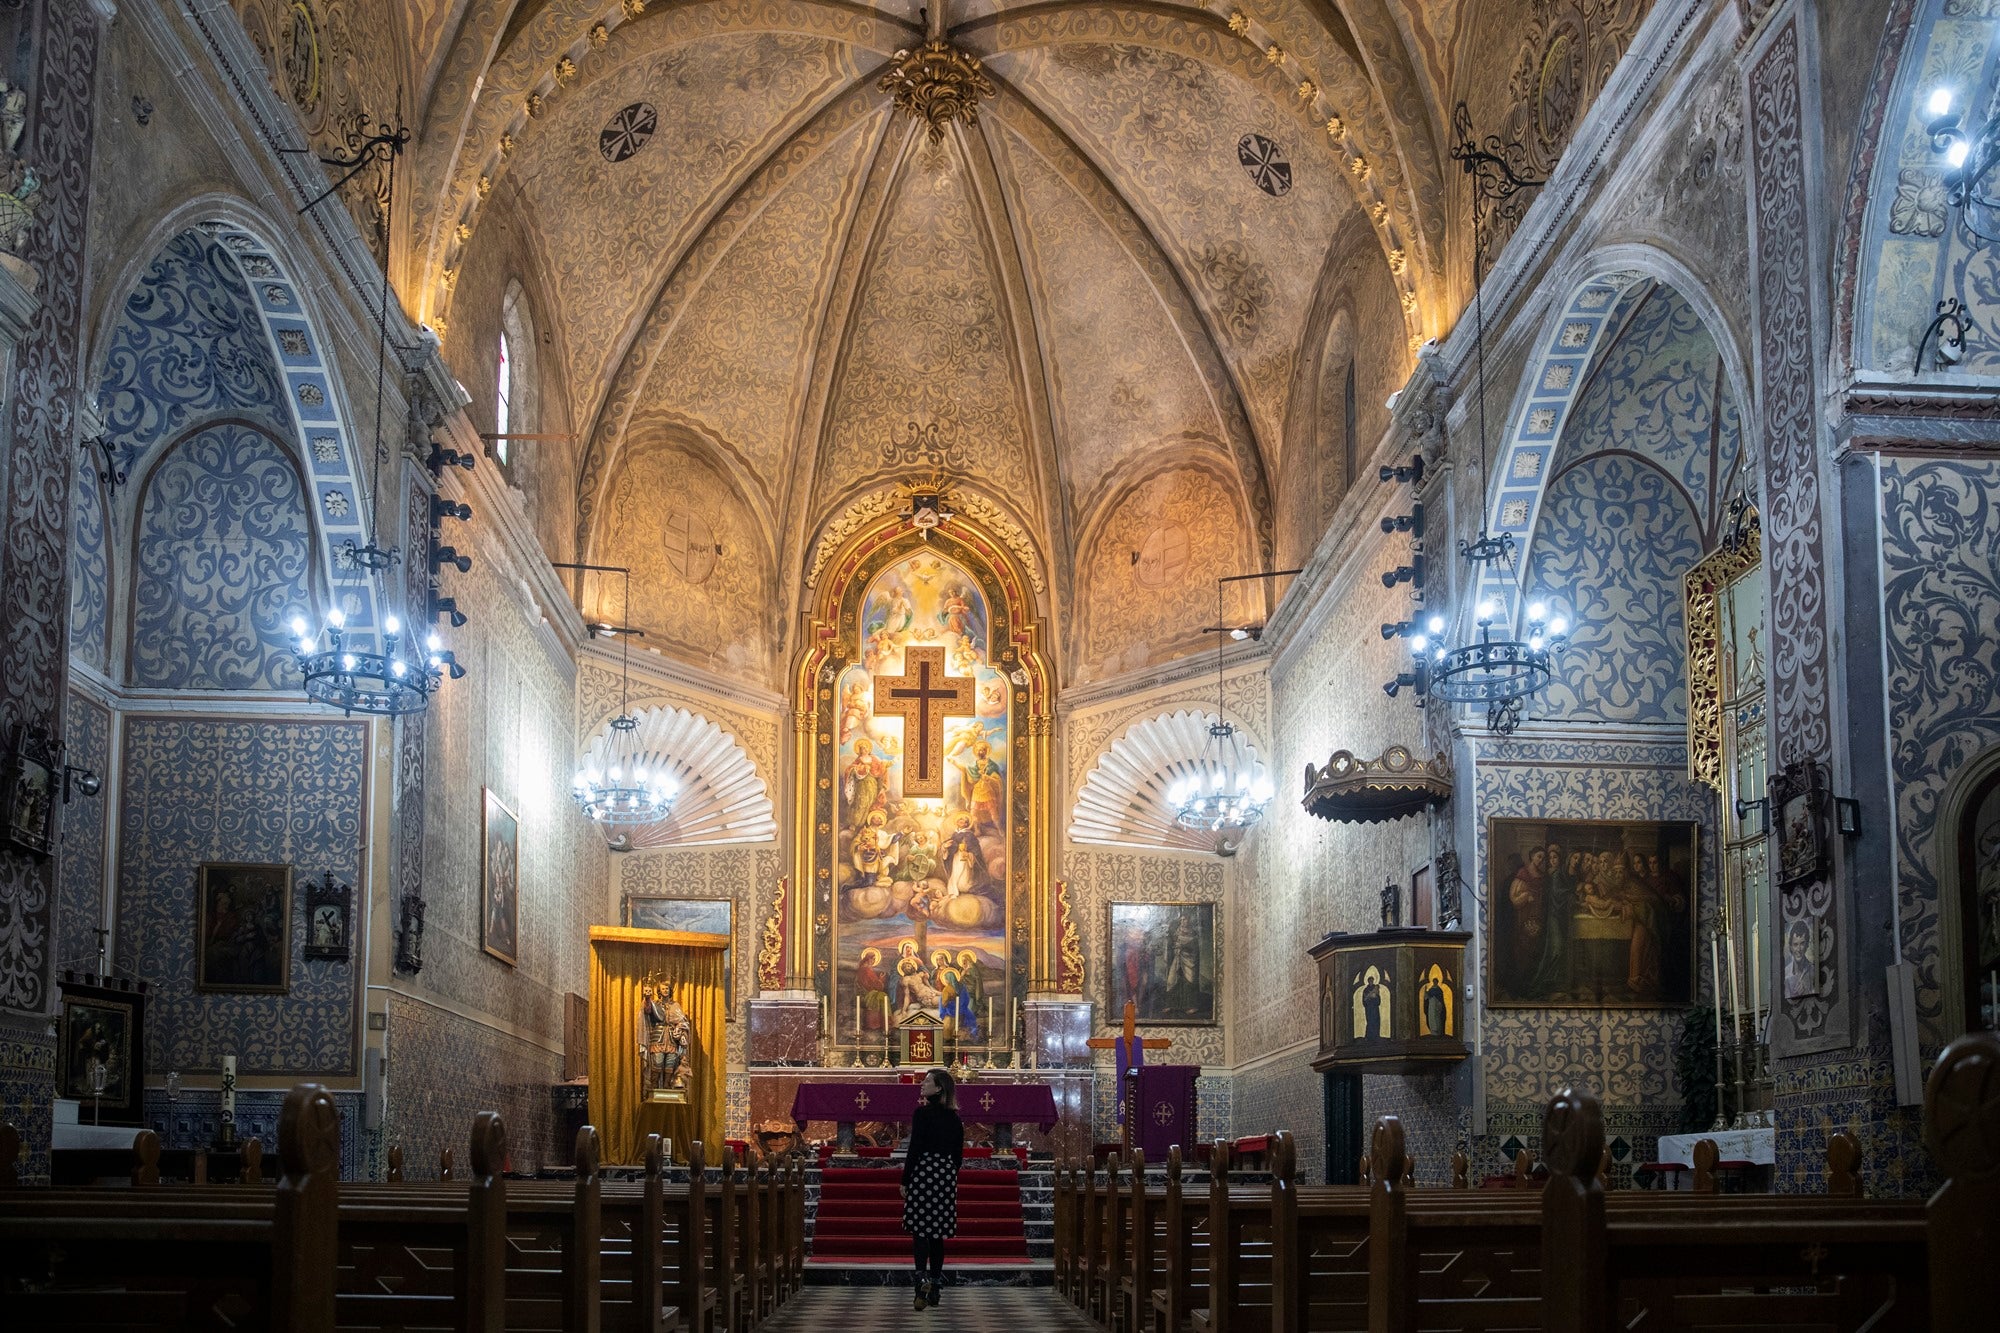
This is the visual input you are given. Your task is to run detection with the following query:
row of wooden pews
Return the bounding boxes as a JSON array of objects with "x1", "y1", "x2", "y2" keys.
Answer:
[
  {"x1": 0, "y1": 1084, "x2": 806, "y2": 1333},
  {"x1": 1056, "y1": 1029, "x2": 1999, "y2": 1333}
]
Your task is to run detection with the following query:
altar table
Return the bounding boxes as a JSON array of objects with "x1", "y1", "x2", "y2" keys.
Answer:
[
  {"x1": 1652, "y1": 1126, "x2": 1775, "y2": 1191},
  {"x1": 791, "y1": 1081, "x2": 1059, "y2": 1152}
]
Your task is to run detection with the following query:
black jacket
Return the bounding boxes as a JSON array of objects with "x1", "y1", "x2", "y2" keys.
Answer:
[{"x1": 901, "y1": 1100, "x2": 965, "y2": 1187}]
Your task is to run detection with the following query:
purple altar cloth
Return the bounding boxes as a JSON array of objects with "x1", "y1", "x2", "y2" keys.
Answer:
[{"x1": 790, "y1": 1081, "x2": 1059, "y2": 1127}]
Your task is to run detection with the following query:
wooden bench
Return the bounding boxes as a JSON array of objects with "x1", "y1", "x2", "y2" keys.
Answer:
[{"x1": 0, "y1": 1082, "x2": 341, "y2": 1331}]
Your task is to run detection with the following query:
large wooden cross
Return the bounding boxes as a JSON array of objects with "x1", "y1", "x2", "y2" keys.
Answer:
[
  {"x1": 873, "y1": 646, "x2": 975, "y2": 798},
  {"x1": 1088, "y1": 1001, "x2": 1172, "y2": 1151}
]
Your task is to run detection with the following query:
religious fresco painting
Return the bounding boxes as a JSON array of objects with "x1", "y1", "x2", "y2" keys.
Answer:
[
  {"x1": 626, "y1": 896, "x2": 733, "y2": 1017},
  {"x1": 1350, "y1": 959, "x2": 1392, "y2": 1039},
  {"x1": 482, "y1": 788, "x2": 520, "y2": 966},
  {"x1": 1417, "y1": 959, "x2": 1456, "y2": 1037},
  {"x1": 1488, "y1": 818, "x2": 1698, "y2": 1007},
  {"x1": 195, "y1": 862, "x2": 292, "y2": 993},
  {"x1": 834, "y1": 549, "x2": 1010, "y2": 1046},
  {"x1": 1109, "y1": 902, "x2": 1217, "y2": 1025}
]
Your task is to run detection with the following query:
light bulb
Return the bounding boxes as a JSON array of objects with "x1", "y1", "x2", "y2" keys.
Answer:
[
  {"x1": 609, "y1": 765, "x2": 623, "y2": 782},
  {"x1": 1948, "y1": 140, "x2": 1971, "y2": 169},
  {"x1": 633, "y1": 767, "x2": 649, "y2": 785},
  {"x1": 391, "y1": 658, "x2": 407, "y2": 677},
  {"x1": 1210, "y1": 771, "x2": 1224, "y2": 792},
  {"x1": 573, "y1": 771, "x2": 588, "y2": 788},
  {"x1": 1236, "y1": 771, "x2": 1249, "y2": 792},
  {"x1": 384, "y1": 613, "x2": 400, "y2": 636},
  {"x1": 291, "y1": 615, "x2": 308, "y2": 637},
  {"x1": 1530, "y1": 635, "x2": 1545, "y2": 651},
  {"x1": 427, "y1": 632, "x2": 441, "y2": 652},
  {"x1": 1528, "y1": 601, "x2": 1547, "y2": 621},
  {"x1": 1252, "y1": 777, "x2": 1274, "y2": 801},
  {"x1": 428, "y1": 654, "x2": 441, "y2": 669},
  {"x1": 1427, "y1": 614, "x2": 1444, "y2": 634},
  {"x1": 1478, "y1": 599, "x2": 1495, "y2": 620},
  {"x1": 1930, "y1": 88, "x2": 1954, "y2": 117},
  {"x1": 586, "y1": 768, "x2": 602, "y2": 786},
  {"x1": 1410, "y1": 634, "x2": 1427, "y2": 653},
  {"x1": 328, "y1": 606, "x2": 346, "y2": 628},
  {"x1": 1550, "y1": 616, "x2": 1568, "y2": 636},
  {"x1": 1229, "y1": 627, "x2": 1249, "y2": 641},
  {"x1": 341, "y1": 653, "x2": 357, "y2": 671},
  {"x1": 297, "y1": 637, "x2": 315, "y2": 656},
  {"x1": 1434, "y1": 647, "x2": 1446, "y2": 662}
]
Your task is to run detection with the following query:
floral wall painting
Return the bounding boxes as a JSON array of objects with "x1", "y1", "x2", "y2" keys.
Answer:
[
  {"x1": 482, "y1": 788, "x2": 520, "y2": 966},
  {"x1": 194, "y1": 862, "x2": 292, "y2": 993},
  {"x1": 1109, "y1": 901, "x2": 1217, "y2": 1025},
  {"x1": 1487, "y1": 818, "x2": 1698, "y2": 1008},
  {"x1": 626, "y1": 895, "x2": 733, "y2": 1017}
]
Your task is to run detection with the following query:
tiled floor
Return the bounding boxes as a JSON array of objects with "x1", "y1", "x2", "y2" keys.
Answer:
[{"x1": 761, "y1": 1287, "x2": 1098, "y2": 1332}]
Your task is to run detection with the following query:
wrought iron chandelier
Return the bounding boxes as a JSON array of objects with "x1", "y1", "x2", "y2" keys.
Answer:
[
  {"x1": 290, "y1": 116, "x2": 460, "y2": 717},
  {"x1": 1387, "y1": 104, "x2": 1573, "y2": 736},
  {"x1": 1169, "y1": 576, "x2": 1281, "y2": 841},
  {"x1": 568, "y1": 564, "x2": 677, "y2": 828}
]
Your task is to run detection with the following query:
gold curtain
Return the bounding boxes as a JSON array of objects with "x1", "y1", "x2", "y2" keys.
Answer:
[{"x1": 588, "y1": 926, "x2": 727, "y2": 1165}]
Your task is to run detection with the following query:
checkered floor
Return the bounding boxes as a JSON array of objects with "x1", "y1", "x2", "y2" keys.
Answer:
[{"x1": 762, "y1": 1287, "x2": 1098, "y2": 1332}]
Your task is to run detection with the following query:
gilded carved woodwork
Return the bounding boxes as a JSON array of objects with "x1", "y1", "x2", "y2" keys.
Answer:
[
  {"x1": 877, "y1": 39, "x2": 994, "y2": 146},
  {"x1": 1682, "y1": 516, "x2": 1762, "y2": 793}
]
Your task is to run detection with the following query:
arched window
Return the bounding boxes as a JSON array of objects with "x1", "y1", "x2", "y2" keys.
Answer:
[{"x1": 496, "y1": 279, "x2": 538, "y2": 469}]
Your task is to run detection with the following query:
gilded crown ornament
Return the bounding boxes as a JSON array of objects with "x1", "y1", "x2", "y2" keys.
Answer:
[{"x1": 879, "y1": 8, "x2": 993, "y2": 146}]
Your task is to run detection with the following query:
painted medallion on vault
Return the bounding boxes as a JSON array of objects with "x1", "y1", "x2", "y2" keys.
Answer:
[{"x1": 833, "y1": 550, "x2": 1011, "y2": 1047}]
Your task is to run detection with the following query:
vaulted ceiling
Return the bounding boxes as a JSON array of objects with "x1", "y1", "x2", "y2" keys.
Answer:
[{"x1": 230, "y1": 0, "x2": 1653, "y2": 689}]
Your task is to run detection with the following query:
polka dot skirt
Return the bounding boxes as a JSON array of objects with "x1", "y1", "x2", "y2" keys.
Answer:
[{"x1": 902, "y1": 1153, "x2": 959, "y2": 1239}]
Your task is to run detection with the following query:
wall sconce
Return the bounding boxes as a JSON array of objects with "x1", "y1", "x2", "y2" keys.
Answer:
[
  {"x1": 61, "y1": 764, "x2": 101, "y2": 803},
  {"x1": 1833, "y1": 797, "x2": 1862, "y2": 838},
  {"x1": 1735, "y1": 796, "x2": 1769, "y2": 836}
]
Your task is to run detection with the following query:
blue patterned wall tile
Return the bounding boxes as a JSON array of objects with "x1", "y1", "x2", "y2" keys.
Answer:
[
  {"x1": 142, "y1": 1087, "x2": 365, "y2": 1182},
  {"x1": 1526, "y1": 286, "x2": 1742, "y2": 727},
  {"x1": 0, "y1": 1026, "x2": 56, "y2": 1185},
  {"x1": 55, "y1": 690, "x2": 111, "y2": 976},
  {"x1": 382, "y1": 993, "x2": 563, "y2": 1180},
  {"x1": 1878, "y1": 458, "x2": 2000, "y2": 1049},
  {"x1": 97, "y1": 231, "x2": 288, "y2": 445},
  {"x1": 115, "y1": 716, "x2": 365, "y2": 1076},
  {"x1": 68, "y1": 460, "x2": 108, "y2": 672},
  {"x1": 1772, "y1": 1046, "x2": 1929, "y2": 1198},
  {"x1": 129, "y1": 425, "x2": 312, "y2": 691}
]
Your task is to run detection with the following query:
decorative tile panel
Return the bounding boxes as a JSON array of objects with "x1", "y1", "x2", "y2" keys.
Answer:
[
  {"x1": 382, "y1": 992, "x2": 563, "y2": 1179},
  {"x1": 114, "y1": 716, "x2": 366, "y2": 1075}
]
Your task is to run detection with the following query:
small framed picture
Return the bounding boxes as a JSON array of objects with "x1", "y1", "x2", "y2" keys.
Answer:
[
  {"x1": 196, "y1": 862, "x2": 292, "y2": 993},
  {"x1": 1770, "y1": 759, "x2": 1829, "y2": 892},
  {"x1": 0, "y1": 723, "x2": 58, "y2": 859},
  {"x1": 482, "y1": 788, "x2": 520, "y2": 966},
  {"x1": 57, "y1": 978, "x2": 145, "y2": 1123},
  {"x1": 303, "y1": 871, "x2": 353, "y2": 962}
]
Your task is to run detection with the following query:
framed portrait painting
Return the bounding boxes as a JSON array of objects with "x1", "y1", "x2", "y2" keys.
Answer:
[
  {"x1": 625, "y1": 895, "x2": 733, "y2": 1016},
  {"x1": 0, "y1": 722, "x2": 57, "y2": 858},
  {"x1": 482, "y1": 788, "x2": 520, "y2": 965},
  {"x1": 195, "y1": 862, "x2": 292, "y2": 993},
  {"x1": 56, "y1": 978, "x2": 145, "y2": 1123},
  {"x1": 1108, "y1": 902, "x2": 1217, "y2": 1025},
  {"x1": 1486, "y1": 818, "x2": 1698, "y2": 1008}
]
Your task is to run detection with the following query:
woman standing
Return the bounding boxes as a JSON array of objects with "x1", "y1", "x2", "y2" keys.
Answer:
[{"x1": 900, "y1": 1067, "x2": 964, "y2": 1310}]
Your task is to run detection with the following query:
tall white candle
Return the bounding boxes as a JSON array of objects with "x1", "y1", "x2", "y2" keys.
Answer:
[
  {"x1": 1711, "y1": 936, "x2": 1724, "y2": 1049},
  {"x1": 854, "y1": 994, "x2": 860, "y2": 1034},
  {"x1": 1749, "y1": 905, "x2": 1761, "y2": 1022},
  {"x1": 221, "y1": 1054, "x2": 237, "y2": 1117},
  {"x1": 1724, "y1": 928, "x2": 1743, "y2": 1036}
]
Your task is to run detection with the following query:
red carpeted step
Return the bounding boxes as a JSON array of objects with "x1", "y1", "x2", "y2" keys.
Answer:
[{"x1": 811, "y1": 1163, "x2": 1029, "y2": 1264}]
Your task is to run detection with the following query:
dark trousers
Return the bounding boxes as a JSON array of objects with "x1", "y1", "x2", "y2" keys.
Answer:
[{"x1": 911, "y1": 1234, "x2": 945, "y2": 1280}]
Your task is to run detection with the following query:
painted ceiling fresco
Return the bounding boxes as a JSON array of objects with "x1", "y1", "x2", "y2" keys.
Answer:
[{"x1": 264, "y1": 0, "x2": 1654, "y2": 685}]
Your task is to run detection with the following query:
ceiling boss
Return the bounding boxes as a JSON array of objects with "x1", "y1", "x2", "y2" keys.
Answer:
[{"x1": 878, "y1": 5, "x2": 995, "y2": 146}]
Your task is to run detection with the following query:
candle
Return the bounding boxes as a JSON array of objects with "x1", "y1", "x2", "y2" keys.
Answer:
[
  {"x1": 1724, "y1": 928, "x2": 1743, "y2": 1036},
  {"x1": 987, "y1": 996, "x2": 994, "y2": 1037},
  {"x1": 221, "y1": 1054, "x2": 237, "y2": 1117},
  {"x1": 1711, "y1": 935, "x2": 1724, "y2": 1049},
  {"x1": 854, "y1": 994, "x2": 860, "y2": 1035},
  {"x1": 1749, "y1": 905, "x2": 1761, "y2": 1021}
]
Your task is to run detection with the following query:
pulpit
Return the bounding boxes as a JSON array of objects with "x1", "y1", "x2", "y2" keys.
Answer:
[{"x1": 1310, "y1": 927, "x2": 1472, "y2": 1074}]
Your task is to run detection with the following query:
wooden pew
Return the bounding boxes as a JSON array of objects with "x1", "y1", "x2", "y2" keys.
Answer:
[
  {"x1": 1540, "y1": 1087, "x2": 1932, "y2": 1331},
  {"x1": 1118, "y1": 1149, "x2": 1156, "y2": 1333},
  {"x1": 1151, "y1": 1144, "x2": 1213, "y2": 1333},
  {"x1": 706, "y1": 1145, "x2": 748, "y2": 1333},
  {"x1": 1927, "y1": 1029, "x2": 1999, "y2": 1331},
  {"x1": 0, "y1": 1082, "x2": 341, "y2": 1332}
]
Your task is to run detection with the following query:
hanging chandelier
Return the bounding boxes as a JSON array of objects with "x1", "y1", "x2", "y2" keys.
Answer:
[
  {"x1": 562, "y1": 562, "x2": 677, "y2": 829},
  {"x1": 1386, "y1": 104, "x2": 1574, "y2": 736},
  {"x1": 1167, "y1": 573, "x2": 1294, "y2": 844},
  {"x1": 292, "y1": 602, "x2": 447, "y2": 717},
  {"x1": 290, "y1": 115, "x2": 461, "y2": 718}
]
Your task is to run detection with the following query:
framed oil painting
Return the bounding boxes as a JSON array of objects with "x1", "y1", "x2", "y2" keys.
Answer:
[
  {"x1": 195, "y1": 862, "x2": 292, "y2": 993},
  {"x1": 482, "y1": 788, "x2": 520, "y2": 966},
  {"x1": 1, "y1": 722, "x2": 57, "y2": 858},
  {"x1": 1108, "y1": 902, "x2": 1217, "y2": 1025},
  {"x1": 1487, "y1": 818, "x2": 1698, "y2": 1008},
  {"x1": 56, "y1": 978, "x2": 145, "y2": 1123},
  {"x1": 625, "y1": 895, "x2": 733, "y2": 1016}
]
